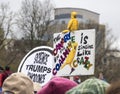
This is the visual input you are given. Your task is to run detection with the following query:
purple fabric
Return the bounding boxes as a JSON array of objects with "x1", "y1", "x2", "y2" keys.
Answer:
[{"x1": 37, "y1": 76, "x2": 78, "y2": 94}]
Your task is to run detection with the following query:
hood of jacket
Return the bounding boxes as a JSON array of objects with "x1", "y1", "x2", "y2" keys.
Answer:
[{"x1": 71, "y1": 12, "x2": 77, "y2": 19}]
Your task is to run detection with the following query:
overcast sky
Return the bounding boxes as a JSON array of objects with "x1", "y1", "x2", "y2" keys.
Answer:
[
  {"x1": 0, "y1": 0, "x2": 120, "y2": 49},
  {"x1": 54, "y1": 0, "x2": 120, "y2": 49}
]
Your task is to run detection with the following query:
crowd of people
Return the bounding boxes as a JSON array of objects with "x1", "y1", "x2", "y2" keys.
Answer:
[
  {"x1": 0, "y1": 66, "x2": 12, "y2": 93},
  {"x1": 0, "y1": 69, "x2": 120, "y2": 94},
  {"x1": 1, "y1": 10, "x2": 119, "y2": 94}
]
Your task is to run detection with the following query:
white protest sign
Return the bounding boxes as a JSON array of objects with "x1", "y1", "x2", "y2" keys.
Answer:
[
  {"x1": 18, "y1": 46, "x2": 53, "y2": 86},
  {"x1": 52, "y1": 29, "x2": 95, "y2": 76}
]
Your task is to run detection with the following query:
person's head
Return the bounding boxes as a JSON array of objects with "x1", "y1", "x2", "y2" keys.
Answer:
[
  {"x1": 98, "y1": 72, "x2": 104, "y2": 79},
  {"x1": 0, "y1": 69, "x2": 3, "y2": 73},
  {"x1": 0, "y1": 66, "x2": 4, "y2": 71},
  {"x1": 73, "y1": 76, "x2": 79, "y2": 80},
  {"x1": 2, "y1": 72, "x2": 34, "y2": 94},
  {"x1": 66, "y1": 77, "x2": 110, "y2": 94},
  {"x1": 106, "y1": 80, "x2": 120, "y2": 94},
  {"x1": 5, "y1": 66, "x2": 10, "y2": 71},
  {"x1": 71, "y1": 12, "x2": 77, "y2": 18},
  {"x1": 37, "y1": 76, "x2": 78, "y2": 94}
]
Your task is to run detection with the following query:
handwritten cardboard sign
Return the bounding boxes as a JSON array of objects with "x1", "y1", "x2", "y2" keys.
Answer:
[{"x1": 53, "y1": 29, "x2": 95, "y2": 76}]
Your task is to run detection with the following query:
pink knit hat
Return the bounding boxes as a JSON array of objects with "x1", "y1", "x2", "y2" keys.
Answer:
[{"x1": 37, "y1": 76, "x2": 78, "y2": 94}]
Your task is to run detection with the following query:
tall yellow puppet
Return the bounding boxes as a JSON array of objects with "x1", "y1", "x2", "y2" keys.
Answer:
[
  {"x1": 62, "y1": 11, "x2": 79, "y2": 33},
  {"x1": 61, "y1": 12, "x2": 79, "y2": 74}
]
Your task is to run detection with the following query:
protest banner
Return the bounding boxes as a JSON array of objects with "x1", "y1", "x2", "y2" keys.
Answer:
[
  {"x1": 18, "y1": 46, "x2": 53, "y2": 86},
  {"x1": 53, "y1": 29, "x2": 95, "y2": 76}
]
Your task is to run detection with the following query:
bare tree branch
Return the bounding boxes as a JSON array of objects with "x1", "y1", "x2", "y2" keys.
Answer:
[{"x1": 16, "y1": 0, "x2": 54, "y2": 49}]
